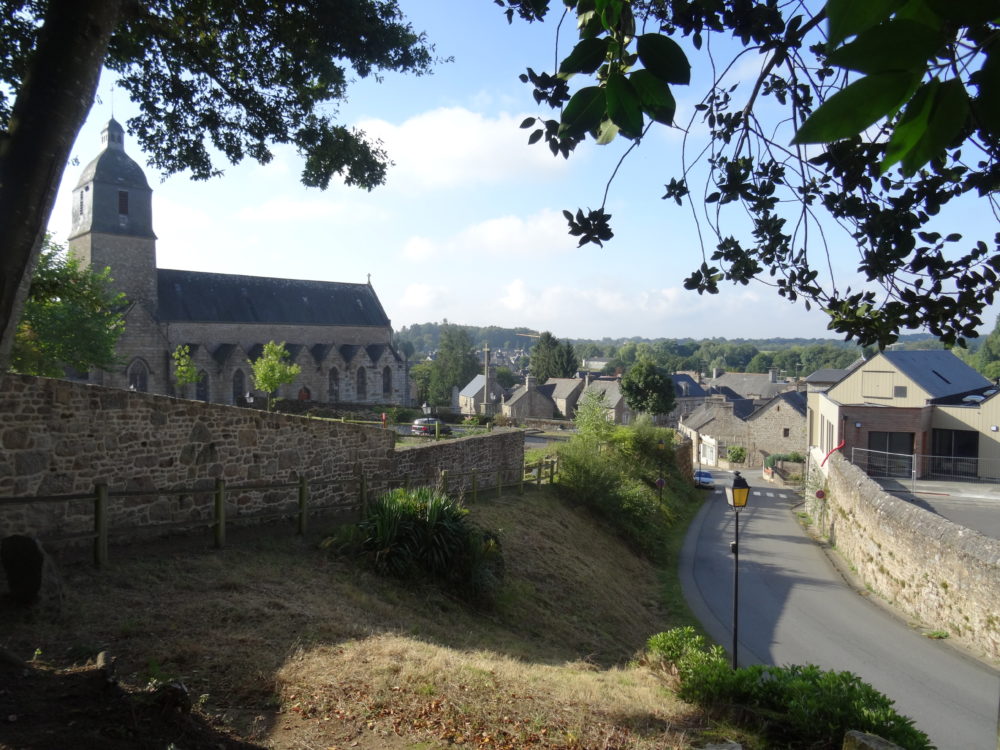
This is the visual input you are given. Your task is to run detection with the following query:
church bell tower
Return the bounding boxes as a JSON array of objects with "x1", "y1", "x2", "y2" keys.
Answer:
[{"x1": 68, "y1": 118, "x2": 158, "y2": 308}]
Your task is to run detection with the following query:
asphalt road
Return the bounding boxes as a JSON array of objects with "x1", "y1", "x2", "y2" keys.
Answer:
[{"x1": 681, "y1": 474, "x2": 1000, "y2": 750}]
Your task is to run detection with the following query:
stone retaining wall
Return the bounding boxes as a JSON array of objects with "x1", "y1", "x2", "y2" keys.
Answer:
[
  {"x1": 0, "y1": 375, "x2": 523, "y2": 545},
  {"x1": 806, "y1": 452, "x2": 1000, "y2": 660}
]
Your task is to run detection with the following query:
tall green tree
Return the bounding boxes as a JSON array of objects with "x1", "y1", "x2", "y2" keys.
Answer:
[
  {"x1": 530, "y1": 331, "x2": 577, "y2": 382},
  {"x1": 0, "y1": 0, "x2": 433, "y2": 368},
  {"x1": 11, "y1": 239, "x2": 125, "y2": 376},
  {"x1": 428, "y1": 325, "x2": 478, "y2": 406},
  {"x1": 974, "y1": 314, "x2": 1000, "y2": 380},
  {"x1": 251, "y1": 341, "x2": 302, "y2": 411},
  {"x1": 171, "y1": 344, "x2": 199, "y2": 397},
  {"x1": 574, "y1": 389, "x2": 615, "y2": 443},
  {"x1": 501, "y1": 0, "x2": 1000, "y2": 348},
  {"x1": 620, "y1": 359, "x2": 676, "y2": 416}
]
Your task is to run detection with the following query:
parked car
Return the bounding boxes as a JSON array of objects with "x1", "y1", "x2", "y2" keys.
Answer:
[
  {"x1": 693, "y1": 470, "x2": 715, "y2": 489},
  {"x1": 411, "y1": 417, "x2": 452, "y2": 436}
]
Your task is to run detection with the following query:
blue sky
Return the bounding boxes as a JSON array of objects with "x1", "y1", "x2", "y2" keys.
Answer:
[{"x1": 45, "y1": 1, "x2": 998, "y2": 343}]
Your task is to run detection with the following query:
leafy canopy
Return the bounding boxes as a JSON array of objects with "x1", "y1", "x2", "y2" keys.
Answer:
[
  {"x1": 171, "y1": 344, "x2": 200, "y2": 390},
  {"x1": 529, "y1": 331, "x2": 578, "y2": 382},
  {"x1": 11, "y1": 240, "x2": 125, "y2": 377},
  {"x1": 429, "y1": 324, "x2": 479, "y2": 406},
  {"x1": 619, "y1": 359, "x2": 676, "y2": 415},
  {"x1": 250, "y1": 340, "x2": 301, "y2": 410},
  {"x1": 499, "y1": 0, "x2": 1000, "y2": 349}
]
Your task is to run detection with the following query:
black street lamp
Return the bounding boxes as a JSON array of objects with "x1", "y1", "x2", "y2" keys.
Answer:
[{"x1": 725, "y1": 470, "x2": 751, "y2": 669}]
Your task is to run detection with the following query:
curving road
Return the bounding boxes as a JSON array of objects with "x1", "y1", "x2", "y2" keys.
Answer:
[{"x1": 680, "y1": 473, "x2": 1000, "y2": 750}]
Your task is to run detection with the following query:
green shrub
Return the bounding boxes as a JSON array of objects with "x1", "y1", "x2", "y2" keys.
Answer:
[
  {"x1": 645, "y1": 627, "x2": 932, "y2": 750},
  {"x1": 327, "y1": 487, "x2": 504, "y2": 606},
  {"x1": 556, "y1": 436, "x2": 673, "y2": 561},
  {"x1": 787, "y1": 451, "x2": 805, "y2": 463},
  {"x1": 727, "y1": 445, "x2": 747, "y2": 463}
]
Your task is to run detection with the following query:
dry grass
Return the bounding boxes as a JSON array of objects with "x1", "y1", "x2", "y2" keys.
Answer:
[{"x1": 0, "y1": 488, "x2": 724, "y2": 749}]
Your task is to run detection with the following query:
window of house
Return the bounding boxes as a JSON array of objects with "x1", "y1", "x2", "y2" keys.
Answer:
[
  {"x1": 196, "y1": 370, "x2": 209, "y2": 402},
  {"x1": 382, "y1": 366, "x2": 392, "y2": 398},
  {"x1": 79, "y1": 190, "x2": 84, "y2": 216},
  {"x1": 127, "y1": 359, "x2": 148, "y2": 392},
  {"x1": 329, "y1": 368, "x2": 340, "y2": 402},
  {"x1": 783, "y1": 427, "x2": 790, "y2": 438},
  {"x1": 232, "y1": 370, "x2": 245, "y2": 404},
  {"x1": 356, "y1": 367, "x2": 367, "y2": 400},
  {"x1": 894, "y1": 385, "x2": 907, "y2": 398},
  {"x1": 118, "y1": 190, "x2": 129, "y2": 215}
]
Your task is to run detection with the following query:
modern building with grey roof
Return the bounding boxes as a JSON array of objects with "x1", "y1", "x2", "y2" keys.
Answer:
[{"x1": 68, "y1": 119, "x2": 409, "y2": 406}]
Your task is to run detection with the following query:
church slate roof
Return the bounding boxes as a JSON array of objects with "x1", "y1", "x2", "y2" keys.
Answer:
[
  {"x1": 156, "y1": 269, "x2": 391, "y2": 327},
  {"x1": 75, "y1": 119, "x2": 151, "y2": 191}
]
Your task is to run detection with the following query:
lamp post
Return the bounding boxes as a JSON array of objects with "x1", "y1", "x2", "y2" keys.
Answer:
[
  {"x1": 725, "y1": 470, "x2": 751, "y2": 669},
  {"x1": 422, "y1": 402, "x2": 431, "y2": 416}
]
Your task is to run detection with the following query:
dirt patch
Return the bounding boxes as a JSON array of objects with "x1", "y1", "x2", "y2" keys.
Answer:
[{"x1": 0, "y1": 658, "x2": 262, "y2": 749}]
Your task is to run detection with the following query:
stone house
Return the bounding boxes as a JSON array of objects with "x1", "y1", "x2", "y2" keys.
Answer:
[
  {"x1": 68, "y1": 119, "x2": 409, "y2": 406},
  {"x1": 502, "y1": 377, "x2": 557, "y2": 421},
  {"x1": 808, "y1": 350, "x2": 1000, "y2": 479},
  {"x1": 667, "y1": 372, "x2": 707, "y2": 427},
  {"x1": 459, "y1": 374, "x2": 506, "y2": 416},
  {"x1": 582, "y1": 378, "x2": 634, "y2": 425},
  {"x1": 545, "y1": 377, "x2": 585, "y2": 418},
  {"x1": 704, "y1": 368, "x2": 798, "y2": 401}
]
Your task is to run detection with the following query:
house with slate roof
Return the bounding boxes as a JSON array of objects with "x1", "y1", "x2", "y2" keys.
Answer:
[
  {"x1": 459, "y1": 374, "x2": 506, "y2": 416},
  {"x1": 68, "y1": 119, "x2": 409, "y2": 406},
  {"x1": 809, "y1": 350, "x2": 1000, "y2": 479}
]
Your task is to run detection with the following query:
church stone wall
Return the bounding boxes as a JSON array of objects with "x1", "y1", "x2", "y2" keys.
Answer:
[
  {"x1": 68, "y1": 232, "x2": 157, "y2": 305},
  {"x1": 0, "y1": 375, "x2": 523, "y2": 547}
]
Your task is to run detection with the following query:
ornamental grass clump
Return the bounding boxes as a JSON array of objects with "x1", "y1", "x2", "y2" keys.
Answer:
[
  {"x1": 326, "y1": 487, "x2": 504, "y2": 607},
  {"x1": 644, "y1": 627, "x2": 932, "y2": 750}
]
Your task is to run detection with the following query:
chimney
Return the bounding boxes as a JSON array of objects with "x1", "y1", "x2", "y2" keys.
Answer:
[
  {"x1": 712, "y1": 367, "x2": 720, "y2": 379},
  {"x1": 769, "y1": 367, "x2": 778, "y2": 383},
  {"x1": 525, "y1": 375, "x2": 534, "y2": 391}
]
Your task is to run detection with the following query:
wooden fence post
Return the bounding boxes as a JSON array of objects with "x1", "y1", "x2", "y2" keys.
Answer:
[
  {"x1": 94, "y1": 483, "x2": 108, "y2": 567},
  {"x1": 297, "y1": 475, "x2": 308, "y2": 536},
  {"x1": 214, "y1": 478, "x2": 226, "y2": 549},
  {"x1": 536, "y1": 459, "x2": 542, "y2": 487},
  {"x1": 549, "y1": 459, "x2": 555, "y2": 484}
]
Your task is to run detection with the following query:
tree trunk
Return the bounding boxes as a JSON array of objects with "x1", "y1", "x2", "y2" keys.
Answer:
[{"x1": 0, "y1": 0, "x2": 126, "y2": 369}]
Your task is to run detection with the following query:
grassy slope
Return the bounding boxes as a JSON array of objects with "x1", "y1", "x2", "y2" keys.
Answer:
[{"x1": 1, "y1": 488, "x2": 729, "y2": 749}]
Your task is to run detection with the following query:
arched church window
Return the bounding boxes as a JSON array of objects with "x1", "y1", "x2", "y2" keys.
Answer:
[
  {"x1": 356, "y1": 367, "x2": 367, "y2": 401},
  {"x1": 232, "y1": 370, "x2": 245, "y2": 404},
  {"x1": 127, "y1": 359, "x2": 148, "y2": 392},
  {"x1": 196, "y1": 370, "x2": 209, "y2": 402},
  {"x1": 118, "y1": 190, "x2": 129, "y2": 215},
  {"x1": 382, "y1": 366, "x2": 392, "y2": 398},
  {"x1": 329, "y1": 368, "x2": 340, "y2": 402}
]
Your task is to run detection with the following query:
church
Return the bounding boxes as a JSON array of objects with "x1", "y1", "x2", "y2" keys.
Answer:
[{"x1": 68, "y1": 118, "x2": 411, "y2": 407}]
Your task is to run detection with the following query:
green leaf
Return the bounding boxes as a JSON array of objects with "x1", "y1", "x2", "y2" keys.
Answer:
[
  {"x1": 595, "y1": 0, "x2": 621, "y2": 29},
  {"x1": 636, "y1": 33, "x2": 690, "y2": 85},
  {"x1": 559, "y1": 86, "x2": 607, "y2": 138},
  {"x1": 827, "y1": 19, "x2": 942, "y2": 74},
  {"x1": 792, "y1": 71, "x2": 919, "y2": 144},
  {"x1": 882, "y1": 78, "x2": 969, "y2": 176},
  {"x1": 595, "y1": 118, "x2": 620, "y2": 145},
  {"x1": 973, "y1": 51, "x2": 1000, "y2": 139},
  {"x1": 606, "y1": 71, "x2": 643, "y2": 138},
  {"x1": 923, "y1": 0, "x2": 999, "y2": 24},
  {"x1": 629, "y1": 69, "x2": 676, "y2": 125},
  {"x1": 559, "y1": 37, "x2": 610, "y2": 76},
  {"x1": 825, "y1": 0, "x2": 902, "y2": 49}
]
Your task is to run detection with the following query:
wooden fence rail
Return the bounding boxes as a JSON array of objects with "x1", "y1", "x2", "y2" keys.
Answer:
[{"x1": 0, "y1": 458, "x2": 558, "y2": 567}]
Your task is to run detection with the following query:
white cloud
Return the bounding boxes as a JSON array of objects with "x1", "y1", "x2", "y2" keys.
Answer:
[
  {"x1": 235, "y1": 196, "x2": 385, "y2": 224},
  {"x1": 398, "y1": 209, "x2": 574, "y2": 263},
  {"x1": 398, "y1": 283, "x2": 449, "y2": 314},
  {"x1": 357, "y1": 107, "x2": 570, "y2": 191}
]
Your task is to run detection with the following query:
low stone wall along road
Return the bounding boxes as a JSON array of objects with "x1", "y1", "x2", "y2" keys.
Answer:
[{"x1": 681, "y1": 471, "x2": 1000, "y2": 750}]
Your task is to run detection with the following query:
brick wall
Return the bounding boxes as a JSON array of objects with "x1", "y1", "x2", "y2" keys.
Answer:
[
  {"x1": 0, "y1": 375, "x2": 523, "y2": 544},
  {"x1": 806, "y1": 452, "x2": 1000, "y2": 660}
]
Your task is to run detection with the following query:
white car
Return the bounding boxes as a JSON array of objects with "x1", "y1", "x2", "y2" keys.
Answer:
[{"x1": 693, "y1": 470, "x2": 715, "y2": 489}]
